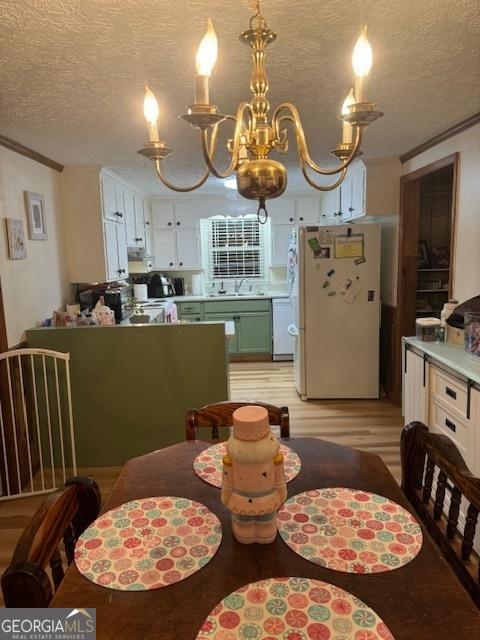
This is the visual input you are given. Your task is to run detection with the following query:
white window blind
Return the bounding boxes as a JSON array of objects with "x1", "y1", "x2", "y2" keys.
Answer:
[{"x1": 204, "y1": 216, "x2": 266, "y2": 280}]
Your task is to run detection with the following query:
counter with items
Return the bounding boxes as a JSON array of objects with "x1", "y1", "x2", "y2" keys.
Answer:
[
  {"x1": 402, "y1": 336, "x2": 480, "y2": 477},
  {"x1": 26, "y1": 323, "x2": 230, "y2": 466}
]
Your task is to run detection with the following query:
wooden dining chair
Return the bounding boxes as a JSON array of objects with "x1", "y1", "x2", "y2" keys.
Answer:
[
  {"x1": 186, "y1": 401, "x2": 290, "y2": 441},
  {"x1": 1, "y1": 475, "x2": 101, "y2": 608},
  {"x1": 401, "y1": 421, "x2": 480, "y2": 608}
]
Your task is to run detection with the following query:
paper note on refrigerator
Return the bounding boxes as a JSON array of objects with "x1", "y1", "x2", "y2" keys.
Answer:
[{"x1": 334, "y1": 233, "x2": 364, "y2": 259}]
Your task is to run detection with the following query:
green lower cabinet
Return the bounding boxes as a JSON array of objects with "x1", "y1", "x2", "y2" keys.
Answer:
[
  {"x1": 237, "y1": 312, "x2": 272, "y2": 354},
  {"x1": 180, "y1": 313, "x2": 205, "y2": 323},
  {"x1": 204, "y1": 313, "x2": 238, "y2": 353},
  {"x1": 179, "y1": 299, "x2": 272, "y2": 356}
]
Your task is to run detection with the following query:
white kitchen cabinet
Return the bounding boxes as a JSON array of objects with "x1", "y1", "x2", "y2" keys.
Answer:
[
  {"x1": 174, "y1": 201, "x2": 205, "y2": 228},
  {"x1": 101, "y1": 175, "x2": 125, "y2": 223},
  {"x1": 153, "y1": 229, "x2": 176, "y2": 269},
  {"x1": 104, "y1": 220, "x2": 129, "y2": 281},
  {"x1": 152, "y1": 201, "x2": 175, "y2": 229},
  {"x1": 267, "y1": 198, "x2": 295, "y2": 225},
  {"x1": 403, "y1": 339, "x2": 480, "y2": 477},
  {"x1": 153, "y1": 228, "x2": 201, "y2": 270},
  {"x1": 272, "y1": 225, "x2": 293, "y2": 267},
  {"x1": 350, "y1": 166, "x2": 365, "y2": 218},
  {"x1": 62, "y1": 167, "x2": 148, "y2": 283},
  {"x1": 403, "y1": 347, "x2": 429, "y2": 425},
  {"x1": 176, "y1": 228, "x2": 202, "y2": 269},
  {"x1": 296, "y1": 197, "x2": 320, "y2": 224},
  {"x1": 327, "y1": 158, "x2": 400, "y2": 220}
]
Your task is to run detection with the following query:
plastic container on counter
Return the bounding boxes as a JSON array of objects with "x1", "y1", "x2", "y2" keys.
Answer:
[
  {"x1": 464, "y1": 312, "x2": 480, "y2": 355},
  {"x1": 416, "y1": 317, "x2": 441, "y2": 342}
]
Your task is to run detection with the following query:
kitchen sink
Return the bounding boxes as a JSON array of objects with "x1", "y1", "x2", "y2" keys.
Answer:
[{"x1": 209, "y1": 292, "x2": 265, "y2": 297}]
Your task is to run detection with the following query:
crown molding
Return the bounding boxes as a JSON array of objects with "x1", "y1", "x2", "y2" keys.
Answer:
[
  {"x1": 0, "y1": 134, "x2": 64, "y2": 172},
  {"x1": 400, "y1": 112, "x2": 480, "y2": 163}
]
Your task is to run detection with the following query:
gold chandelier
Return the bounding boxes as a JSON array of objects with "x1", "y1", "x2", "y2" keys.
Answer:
[{"x1": 139, "y1": 1, "x2": 383, "y2": 222}]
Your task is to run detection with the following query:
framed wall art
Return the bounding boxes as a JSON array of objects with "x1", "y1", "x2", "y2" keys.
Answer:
[
  {"x1": 6, "y1": 218, "x2": 27, "y2": 259},
  {"x1": 24, "y1": 191, "x2": 47, "y2": 240}
]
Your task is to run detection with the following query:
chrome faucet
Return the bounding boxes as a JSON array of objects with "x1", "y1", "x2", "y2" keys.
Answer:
[{"x1": 234, "y1": 278, "x2": 245, "y2": 294}]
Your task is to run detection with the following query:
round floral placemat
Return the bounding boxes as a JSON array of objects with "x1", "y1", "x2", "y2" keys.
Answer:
[
  {"x1": 277, "y1": 488, "x2": 423, "y2": 574},
  {"x1": 194, "y1": 442, "x2": 301, "y2": 488},
  {"x1": 74, "y1": 496, "x2": 222, "y2": 590},
  {"x1": 196, "y1": 576, "x2": 395, "y2": 639}
]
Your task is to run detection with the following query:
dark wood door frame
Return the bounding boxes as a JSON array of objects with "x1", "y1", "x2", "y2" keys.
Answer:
[{"x1": 392, "y1": 152, "x2": 459, "y2": 404}]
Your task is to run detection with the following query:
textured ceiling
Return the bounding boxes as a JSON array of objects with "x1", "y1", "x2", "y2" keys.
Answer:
[{"x1": 0, "y1": 0, "x2": 479, "y2": 195}]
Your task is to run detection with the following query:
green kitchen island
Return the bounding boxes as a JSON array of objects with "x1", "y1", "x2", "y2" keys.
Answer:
[{"x1": 26, "y1": 323, "x2": 230, "y2": 466}]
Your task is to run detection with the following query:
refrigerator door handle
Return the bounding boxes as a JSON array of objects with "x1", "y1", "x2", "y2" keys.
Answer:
[{"x1": 287, "y1": 324, "x2": 299, "y2": 337}]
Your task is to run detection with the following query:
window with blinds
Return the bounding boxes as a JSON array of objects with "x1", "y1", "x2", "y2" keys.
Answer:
[{"x1": 204, "y1": 216, "x2": 266, "y2": 280}]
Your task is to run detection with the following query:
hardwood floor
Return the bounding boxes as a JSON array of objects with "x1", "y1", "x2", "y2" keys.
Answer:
[
  {"x1": 0, "y1": 362, "x2": 403, "y2": 606},
  {"x1": 229, "y1": 362, "x2": 403, "y2": 483}
]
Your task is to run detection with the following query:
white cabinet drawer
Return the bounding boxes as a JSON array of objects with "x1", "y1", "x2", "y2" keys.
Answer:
[
  {"x1": 431, "y1": 367, "x2": 468, "y2": 419},
  {"x1": 429, "y1": 399, "x2": 474, "y2": 469}
]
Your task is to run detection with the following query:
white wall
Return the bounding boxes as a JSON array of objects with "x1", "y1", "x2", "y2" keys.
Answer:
[
  {"x1": 402, "y1": 123, "x2": 480, "y2": 303},
  {"x1": 0, "y1": 147, "x2": 70, "y2": 346}
]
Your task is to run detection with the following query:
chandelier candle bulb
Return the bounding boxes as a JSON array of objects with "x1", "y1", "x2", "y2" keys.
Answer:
[
  {"x1": 143, "y1": 86, "x2": 159, "y2": 141},
  {"x1": 341, "y1": 89, "x2": 355, "y2": 144},
  {"x1": 352, "y1": 25, "x2": 373, "y2": 104},
  {"x1": 194, "y1": 18, "x2": 218, "y2": 105}
]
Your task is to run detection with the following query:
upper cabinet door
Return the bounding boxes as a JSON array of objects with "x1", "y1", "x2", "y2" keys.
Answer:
[
  {"x1": 268, "y1": 198, "x2": 295, "y2": 226},
  {"x1": 350, "y1": 167, "x2": 365, "y2": 218},
  {"x1": 133, "y1": 195, "x2": 146, "y2": 246},
  {"x1": 272, "y1": 225, "x2": 293, "y2": 267},
  {"x1": 340, "y1": 175, "x2": 353, "y2": 221},
  {"x1": 114, "y1": 184, "x2": 126, "y2": 223},
  {"x1": 101, "y1": 176, "x2": 120, "y2": 222},
  {"x1": 174, "y1": 201, "x2": 203, "y2": 228},
  {"x1": 104, "y1": 220, "x2": 120, "y2": 280},
  {"x1": 296, "y1": 198, "x2": 320, "y2": 224},
  {"x1": 151, "y1": 201, "x2": 175, "y2": 229},
  {"x1": 124, "y1": 191, "x2": 136, "y2": 245},
  {"x1": 176, "y1": 228, "x2": 202, "y2": 269},
  {"x1": 116, "y1": 223, "x2": 129, "y2": 278},
  {"x1": 153, "y1": 229, "x2": 177, "y2": 269},
  {"x1": 143, "y1": 199, "x2": 152, "y2": 228}
]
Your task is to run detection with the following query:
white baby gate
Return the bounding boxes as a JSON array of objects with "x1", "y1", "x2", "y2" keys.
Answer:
[{"x1": 0, "y1": 348, "x2": 77, "y2": 501}]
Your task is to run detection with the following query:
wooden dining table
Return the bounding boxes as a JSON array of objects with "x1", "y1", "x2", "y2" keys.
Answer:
[{"x1": 51, "y1": 438, "x2": 480, "y2": 639}]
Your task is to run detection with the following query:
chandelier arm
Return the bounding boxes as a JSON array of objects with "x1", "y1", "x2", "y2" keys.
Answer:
[
  {"x1": 272, "y1": 102, "x2": 363, "y2": 175},
  {"x1": 154, "y1": 159, "x2": 210, "y2": 193},
  {"x1": 278, "y1": 114, "x2": 348, "y2": 191},
  {"x1": 301, "y1": 165, "x2": 348, "y2": 191},
  {"x1": 201, "y1": 102, "x2": 254, "y2": 179},
  {"x1": 151, "y1": 124, "x2": 226, "y2": 192}
]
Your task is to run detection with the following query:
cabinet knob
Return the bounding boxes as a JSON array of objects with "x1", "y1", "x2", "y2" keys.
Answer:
[
  {"x1": 289, "y1": 217, "x2": 294, "y2": 222},
  {"x1": 179, "y1": 262, "x2": 183, "y2": 266},
  {"x1": 145, "y1": 221, "x2": 150, "y2": 226},
  {"x1": 299, "y1": 217, "x2": 304, "y2": 221},
  {"x1": 349, "y1": 207, "x2": 354, "y2": 212},
  {"x1": 168, "y1": 222, "x2": 172, "y2": 226},
  {"x1": 176, "y1": 221, "x2": 180, "y2": 226},
  {"x1": 169, "y1": 262, "x2": 174, "y2": 266}
]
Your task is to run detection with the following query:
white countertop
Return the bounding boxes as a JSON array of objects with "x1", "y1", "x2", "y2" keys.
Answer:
[
  {"x1": 404, "y1": 336, "x2": 480, "y2": 386},
  {"x1": 172, "y1": 292, "x2": 289, "y2": 302}
]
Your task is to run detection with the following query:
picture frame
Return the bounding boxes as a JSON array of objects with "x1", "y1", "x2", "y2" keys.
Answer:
[
  {"x1": 24, "y1": 191, "x2": 47, "y2": 240},
  {"x1": 6, "y1": 218, "x2": 27, "y2": 259},
  {"x1": 418, "y1": 241, "x2": 430, "y2": 268}
]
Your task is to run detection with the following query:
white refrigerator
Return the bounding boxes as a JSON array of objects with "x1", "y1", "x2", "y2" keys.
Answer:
[{"x1": 288, "y1": 224, "x2": 381, "y2": 400}]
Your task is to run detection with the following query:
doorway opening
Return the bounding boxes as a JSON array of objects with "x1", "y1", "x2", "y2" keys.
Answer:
[{"x1": 391, "y1": 153, "x2": 458, "y2": 404}]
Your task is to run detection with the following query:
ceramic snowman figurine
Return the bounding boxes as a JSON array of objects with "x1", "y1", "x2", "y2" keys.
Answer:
[{"x1": 221, "y1": 405, "x2": 287, "y2": 544}]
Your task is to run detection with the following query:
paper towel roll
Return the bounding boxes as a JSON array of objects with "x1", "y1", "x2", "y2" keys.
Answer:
[
  {"x1": 133, "y1": 284, "x2": 148, "y2": 301},
  {"x1": 191, "y1": 274, "x2": 204, "y2": 296}
]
